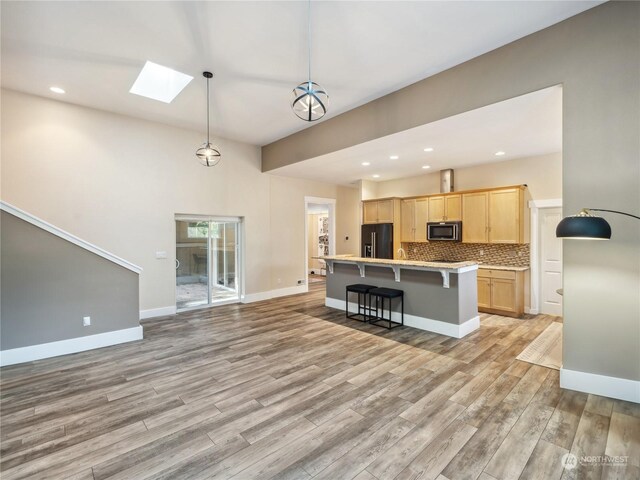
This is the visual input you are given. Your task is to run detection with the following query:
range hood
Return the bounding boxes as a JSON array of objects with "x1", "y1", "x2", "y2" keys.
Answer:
[{"x1": 440, "y1": 169, "x2": 454, "y2": 193}]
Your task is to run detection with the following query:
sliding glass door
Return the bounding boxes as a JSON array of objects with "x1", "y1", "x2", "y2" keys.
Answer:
[
  {"x1": 210, "y1": 221, "x2": 239, "y2": 303},
  {"x1": 176, "y1": 217, "x2": 241, "y2": 311}
]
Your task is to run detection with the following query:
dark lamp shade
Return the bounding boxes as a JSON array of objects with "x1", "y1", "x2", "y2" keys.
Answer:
[{"x1": 556, "y1": 215, "x2": 611, "y2": 240}]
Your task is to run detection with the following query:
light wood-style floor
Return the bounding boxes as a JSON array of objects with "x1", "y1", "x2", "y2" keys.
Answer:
[{"x1": 1, "y1": 283, "x2": 638, "y2": 480}]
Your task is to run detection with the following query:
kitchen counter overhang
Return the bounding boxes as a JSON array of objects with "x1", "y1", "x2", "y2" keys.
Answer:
[
  {"x1": 319, "y1": 255, "x2": 480, "y2": 338},
  {"x1": 319, "y1": 255, "x2": 477, "y2": 288}
]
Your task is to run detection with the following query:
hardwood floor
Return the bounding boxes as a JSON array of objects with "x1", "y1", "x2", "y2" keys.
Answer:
[{"x1": 1, "y1": 283, "x2": 638, "y2": 480}]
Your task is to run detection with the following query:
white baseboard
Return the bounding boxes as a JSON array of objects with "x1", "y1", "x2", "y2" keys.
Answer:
[
  {"x1": 140, "y1": 306, "x2": 177, "y2": 320},
  {"x1": 0, "y1": 326, "x2": 143, "y2": 367},
  {"x1": 325, "y1": 298, "x2": 480, "y2": 339},
  {"x1": 560, "y1": 368, "x2": 640, "y2": 403},
  {"x1": 525, "y1": 307, "x2": 539, "y2": 315},
  {"x1": 241, "y1": 285, "x2": 307, "y2": 304}
]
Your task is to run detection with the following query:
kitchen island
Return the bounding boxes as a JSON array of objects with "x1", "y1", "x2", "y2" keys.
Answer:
[{"x1": 319, "y1": 255, "x2": 480, "y2": 338}]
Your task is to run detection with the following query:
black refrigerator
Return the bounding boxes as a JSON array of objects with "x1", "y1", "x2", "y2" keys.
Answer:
[{"x1": 361, "y1": 223, "x2": 394, "y2": 259}]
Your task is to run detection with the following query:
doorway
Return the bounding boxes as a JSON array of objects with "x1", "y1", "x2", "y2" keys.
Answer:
[
  {"x1": 539, "y1": 207, "x2": 563, "y2": 316},
  {"x1": 531, "y1": 200, "x2": 563, "y2": 316},
  {"x1": 175, "y1": 216, "x2": 242, "y2": 310},
  {"x1": 304, "y1": 197, "x2": 336, "y2": 290}
]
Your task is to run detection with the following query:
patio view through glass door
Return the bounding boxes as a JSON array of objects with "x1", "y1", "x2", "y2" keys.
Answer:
[{"x1": 176, "y1": 217, "x2": 240, "y2": 310}]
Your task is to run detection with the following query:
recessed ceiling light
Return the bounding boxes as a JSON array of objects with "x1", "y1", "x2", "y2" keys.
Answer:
[
  {"x1": 129, "y1": 61, "x2": 193, "y2": 103},
  {"x1": 389, "y1": 155, "x2": 399, "y2": 160},
  {"x1": 495, "y1": 151, "x2": 506, "y2": 156},
  {"x1": 49, "y1": 86, "x2": 65, "y2": 94},
  {"x1": 372, "y1": 174, "x2": 380, "y2": 178},
  {"x1": 361, "y1": 162, "x2": 370, "y2": 166},
  {"x1": 422, "y1": 165, "x2": 431, "y2": 169},
  {"x1": 423, "y1": 147, "x2": 434, "y2": 152}
]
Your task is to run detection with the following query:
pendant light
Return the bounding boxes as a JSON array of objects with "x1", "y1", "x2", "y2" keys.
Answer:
[
  {"x1": 196, "y1": 71, "x2": 221, "y2": 167},
  {"x1": 291, "y1": 0, "x2": 328, "y2": 122}
]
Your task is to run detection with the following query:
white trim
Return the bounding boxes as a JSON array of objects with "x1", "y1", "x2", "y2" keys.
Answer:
[
  {"x1": 1, "y1": 201, "x2": 142, "y2": 274},
  {"x1": 529, "y1": 199, "x2": 563, "y2": 209},
  {"x1": 241, "y1": 285, "x2": 308, "y2": 304},
  {"x1": 325, "y1": 298, "x2": 480, "y2": 339},
  {"x1": 529, "y1": 198, "x2": 562, "y2": 316},
  {"x1": 525, "y1": 307, "x2": 539, "y2": 315},
  {"x1": 0, "y1": 326, "x2": 143, "y2": 367},
  {"x1": 560, "y1": 368, "x2": 640, "y2": 403},
  {"x1": 140, "y1": 306, "x2": 176, "y2": 319},
  {"x1": 175, "y1": 214, "x2": 242, "y2": 223}
]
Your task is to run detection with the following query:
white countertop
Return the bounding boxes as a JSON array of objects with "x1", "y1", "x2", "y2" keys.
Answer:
[
  {"x1": 478, "y1": 264, "x2": 530, "y2": 272},
  {"x1": 316, "y1": 255, "x2": 528, "y2": 272},
  {"x1": 318, "y1": 255, "x2": 477, "y2": 270}
]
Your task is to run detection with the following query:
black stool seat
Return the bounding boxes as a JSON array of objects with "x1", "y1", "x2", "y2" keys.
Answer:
[
  {"x1": 369, "y1": 287, "x2": 404, "y2": 329},
  {"x1": 368, "y1": 287, "x2": 403, "y2": 298},
  {"x1": 345, "y1": 284, "x2": 377, "y2": 322},
  {"x1": 346, "y1": 284, "x2": 377, "y2": 293}
]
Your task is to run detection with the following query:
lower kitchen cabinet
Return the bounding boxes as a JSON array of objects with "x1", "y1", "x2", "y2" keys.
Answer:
[{"x1": 477, "y1": 268, "x2": 525, "y2": 317}]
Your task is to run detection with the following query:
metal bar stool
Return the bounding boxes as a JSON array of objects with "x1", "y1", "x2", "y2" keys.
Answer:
[
  {"x1": 345, "y1": 284, "x2": 377, "y2": 322},
  {"x1": 369, "y1": 287, "x2": 404, "y2": 329}
]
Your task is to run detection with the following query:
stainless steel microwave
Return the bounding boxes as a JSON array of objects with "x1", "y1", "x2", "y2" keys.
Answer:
[{"x1": 427, "y1": 221, "x2": 462, "y2": 241}]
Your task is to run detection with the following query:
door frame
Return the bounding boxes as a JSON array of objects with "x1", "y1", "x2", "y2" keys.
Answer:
[
  {"x1": 529, "y1": 199, "x2": 562, "y2": 314},
  {"x1": 304, "y1": 196, "x2": 336, "y2": 293},
  {"x1": 174, "y1": 214, "x2": 245, "y2": 311}
]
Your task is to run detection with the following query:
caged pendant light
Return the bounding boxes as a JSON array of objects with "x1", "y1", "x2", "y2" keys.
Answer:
[
  {"x1": 291, "y1": 0, "x2": 328, "y2": 122},
  {"x1": 196, "y1": 71, "x2": 221, "y2": 167}
]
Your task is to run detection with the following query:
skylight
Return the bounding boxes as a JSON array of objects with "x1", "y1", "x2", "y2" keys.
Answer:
[{"x1": 129, "y1": 61, "x2": 193, "y2": 103}]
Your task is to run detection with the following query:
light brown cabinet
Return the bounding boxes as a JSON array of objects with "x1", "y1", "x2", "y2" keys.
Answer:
[
  {"x1": 428, "y1": 194, "x2": 461, "y2": 222},
  {"x1": 462, "y1": 186, "x2": 528, "y2": 244},
  {"x1": 401, "y1": 198, "x2": 429, "y2": 242},
  {"x1": 462, "y1": 192, "x2": 489, "y2": 243},
  {"x1": 488, "y1": 188, "x2": 524, "y2": 243},
  {"x1": 477, "y1": 268, "x2": 525, "y2": 317},
  {"x1": 363, "y1": 199, "x2": 395, "y2": 224}
]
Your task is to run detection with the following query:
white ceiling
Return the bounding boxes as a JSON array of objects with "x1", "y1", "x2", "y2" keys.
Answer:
[
  {"x1": 271, "y1": 85, "x2": 562, "y2": 185},
  {"x1": 1, "y1": 1, "x2": 600, "y2": 146}
]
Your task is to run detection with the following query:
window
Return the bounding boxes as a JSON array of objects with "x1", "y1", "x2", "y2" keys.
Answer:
[{"x1": 187, "y1": 222, "x2": 208, "y2": 238}]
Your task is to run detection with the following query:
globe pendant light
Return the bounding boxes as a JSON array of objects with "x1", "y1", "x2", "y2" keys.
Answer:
[
  {"x1": 291, "y1": 0, "x2": 328, "y2": 122},
  {"x1": 196, "y1": 71, "x2": 221, "y2": 167}
]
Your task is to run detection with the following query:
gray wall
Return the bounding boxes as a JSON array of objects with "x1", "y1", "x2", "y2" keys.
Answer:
[
  {"x1": 1, "y1": 211, "x2": 140, "y2": 350},
  {"x1": 263, "y1": 2, "x2": 640, "y2": 383},
  {"x1": 327, "y1": 263, "x2": 478, "y2": 325}
]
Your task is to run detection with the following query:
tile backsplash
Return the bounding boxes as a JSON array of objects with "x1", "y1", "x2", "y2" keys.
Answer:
[{"x1": 403, "y1": 242, "x2": 530, "y2": 267}]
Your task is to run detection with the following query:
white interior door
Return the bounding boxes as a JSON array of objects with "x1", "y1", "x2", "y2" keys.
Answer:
[{"x1": 540, "y1": 207, "x2": 563, "y2": 316}]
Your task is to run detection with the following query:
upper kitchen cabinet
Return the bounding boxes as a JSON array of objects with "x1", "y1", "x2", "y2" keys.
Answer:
[
  {"x1": 462, "y1": 185, "x2": 529, "y2": 244},
  {"x1": 462, "y1": 192, "x2": 489, "y2": 243},
  {"x1": 489, "y1": 188, "x2": 527, "y2": 243},
  {"x1": 428, "y1": 194, "x2": 461, "y2": 222},
  {"x1": 362, "y1": 198, "x2": 399, "y2": 224},
  {"x1": 401, "y1": 197, "x2": 429, "y2": 242}
]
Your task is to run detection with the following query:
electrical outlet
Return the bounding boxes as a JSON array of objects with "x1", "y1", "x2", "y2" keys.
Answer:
[
  {"x1": 83, "y1": 316, "x2": 91, "y2": 327},
  {"x1": 277, "y1": 278, "x2": 282, "y2": 285},
  {"x1": 479, "y1": 249, "x2": 484, "y2": 256},
  {"x1": 155, "y1": 251, "x2": 167, "y2": 259},
  {"x1": 413, "y1": 248, "x2": 418, "y2": 253}
]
